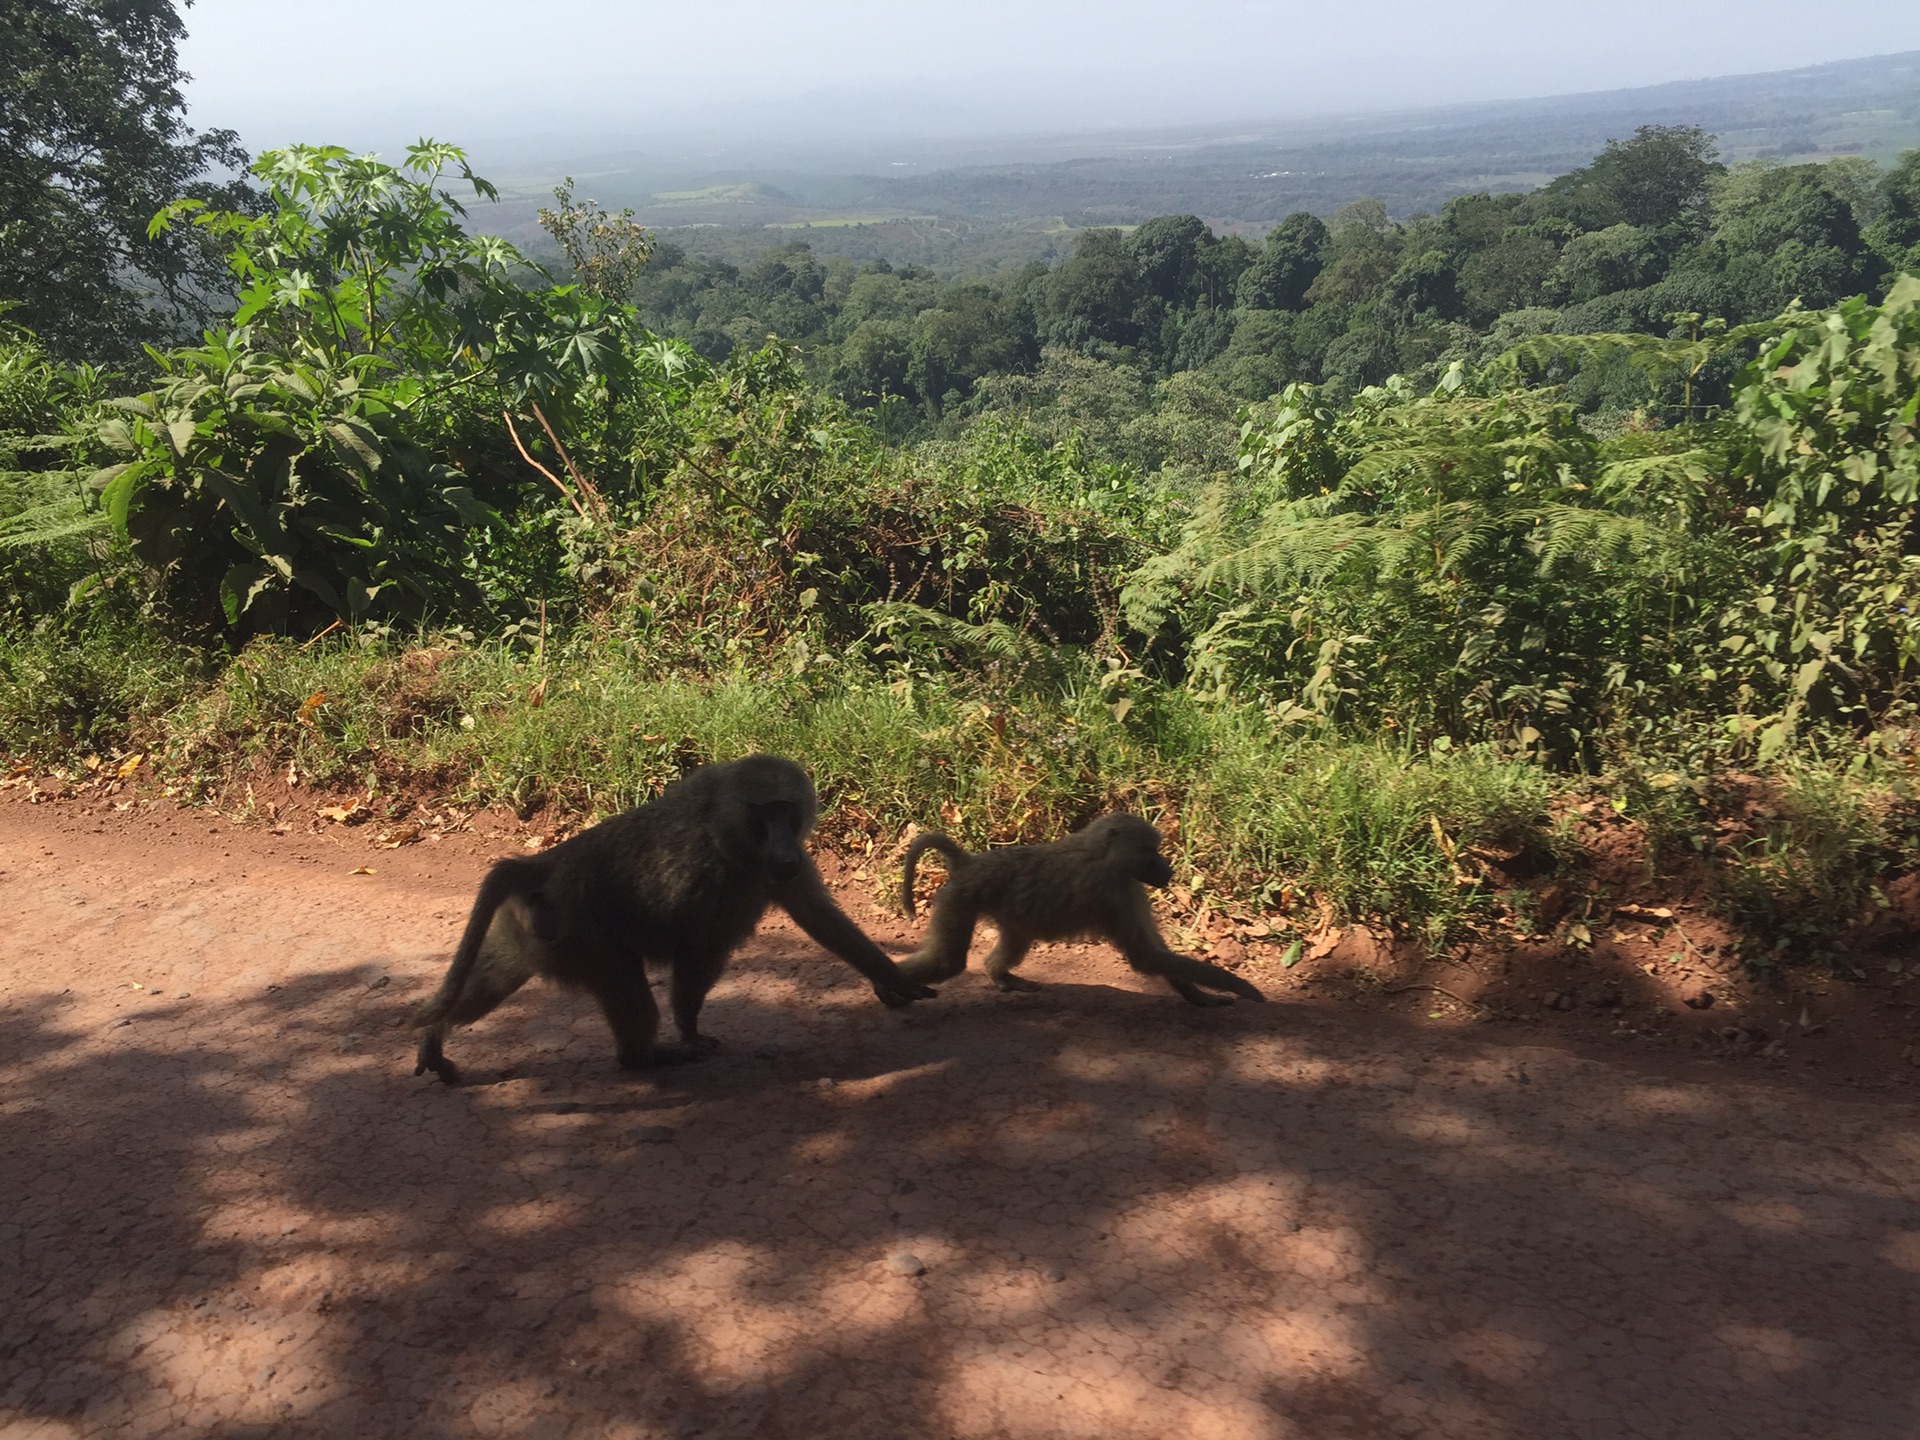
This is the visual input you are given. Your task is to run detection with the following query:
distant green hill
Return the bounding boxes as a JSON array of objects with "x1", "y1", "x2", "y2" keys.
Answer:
[{"x1": 490, "y1": 50, "x2": 1920, "y2": 277}]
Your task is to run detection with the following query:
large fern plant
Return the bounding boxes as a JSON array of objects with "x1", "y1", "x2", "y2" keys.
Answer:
[{"x1": 1124, "y1": 368, "x2": 1742, "y2": 755}]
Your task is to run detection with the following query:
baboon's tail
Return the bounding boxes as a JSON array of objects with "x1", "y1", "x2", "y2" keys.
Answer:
[
  {"x1": 901, "y1": 831, "x2": 970, "y2": 918},
  {"x1": 412, "y1": 856, "x2": 544, "y2": 1041}
]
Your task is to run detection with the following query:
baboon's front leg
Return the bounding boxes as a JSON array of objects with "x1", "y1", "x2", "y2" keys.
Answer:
[
  {"x1": 669, "y1": 947, "x2": 729, "y2": 1056},
  {"x1": 1112, "y1": 902, "x2": 1264, "y2": 1005}
]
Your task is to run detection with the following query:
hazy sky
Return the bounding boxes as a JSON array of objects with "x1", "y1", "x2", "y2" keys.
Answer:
[{"x1": 178, "y1": 0, "x2": 1920, "y2": 153}]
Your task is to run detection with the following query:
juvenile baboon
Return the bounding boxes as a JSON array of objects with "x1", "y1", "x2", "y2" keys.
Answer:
[
  {"x1": 898, "y1": 814, "x2": 1266, "y2": 1007},
  {"x1": 413, "y1": 755, "x2": 935, "y2": 1083}
]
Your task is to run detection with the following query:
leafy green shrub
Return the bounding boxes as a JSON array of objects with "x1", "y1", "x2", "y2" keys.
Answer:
[
  {"x1": 599, "y1": 344, "x2": 1167, "y2": 675},
  {"x1": 102, "y1": 143, "x2": 662, "y2": 632},
  {"x1": 1719, "y1": 275, "x2": 1920, "y2": 751},
  {"x1": 92, "y1": 341, "x2": 496, "y2": 629}
]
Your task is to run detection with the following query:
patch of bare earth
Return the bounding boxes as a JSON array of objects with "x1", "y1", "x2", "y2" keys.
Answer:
[{"x1": 3, "y1": 787, "x2": 1918, "y2": 1439}]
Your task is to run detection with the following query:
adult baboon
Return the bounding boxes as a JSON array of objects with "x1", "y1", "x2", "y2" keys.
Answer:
[
  {"x1": 413, "y1": 755, "x2": 935, "y2": 1083},
  {"x1": 898, "y1": 813, "x2": 1266, "y2": 1007}
]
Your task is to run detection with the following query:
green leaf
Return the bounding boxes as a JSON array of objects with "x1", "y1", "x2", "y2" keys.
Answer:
[
  {"x1": 1757, "y1": 719, "x2": 1793, "y2": 763},
  {"x1": 325, "y1": 420, "x2": 384, "y2": 474},
  {"x1": 440, "y1": 486, "x2": 495, "y2": 527},
  {"x1": 218, "y1": 562, "x2": 274, "y2": 623},
  {"x1": 198, "y1": 470, "x2": 278, "y2": 545},
  {"x1": 100, "y1": 463, "x2": 150, "y2": 534}
]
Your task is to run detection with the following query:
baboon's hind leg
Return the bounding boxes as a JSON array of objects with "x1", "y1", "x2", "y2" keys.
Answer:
[
  {"x1": 898, "y1": 898, "x2": 979, "y2": 985},
  {"x1": 414, "y1": 1025, "x2": 461, "y2": 1083},
  {"x1": 1107, "y1": 894, "x2": 1264, "y2": 1006},
  {"x1": 983, "y1": 929, "x2": 1040, "y2": 992},
  {"x1": 413, "y1": 918, "x2": 540, "y2": 1084},
  {"x1": 591, "y1": 958, "x2": 671, "y2": 1069},
  {"x1": 1163, "y1": 974, "x2": 1237, "y2": 1007}
]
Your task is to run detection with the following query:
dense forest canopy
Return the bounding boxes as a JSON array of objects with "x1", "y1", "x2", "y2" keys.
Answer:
[{"x1": 624, "y1": 125, "x2": 1920, "y2": 440}]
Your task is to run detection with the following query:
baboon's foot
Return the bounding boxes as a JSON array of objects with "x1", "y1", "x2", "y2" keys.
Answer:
[
  {"x1": 415, "y1": 1054, "x2": 463, "y2": 1084},
  {"x1": 627, "y1": 1039, "x2": 716, "y2": 1068},
  {"x1": 990, "y1": 973, "x2": 1043, "y2": 993},
  {"x1": 414, "y1": 1035, "x2": 462, "y2": 1084},
  {"x1": 1171, "y1": 982, "x2": 1236, "y2": 1008}
]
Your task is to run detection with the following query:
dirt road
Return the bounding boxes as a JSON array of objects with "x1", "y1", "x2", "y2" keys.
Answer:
[{"x1": 3, "y1": 794, "x2": 1918, "y2": 1439}]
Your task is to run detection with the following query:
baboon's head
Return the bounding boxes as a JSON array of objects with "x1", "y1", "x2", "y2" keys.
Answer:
[
  {"x1": 1094, "y1": 813, "x2": 1173, "y2": 888},
  {"x1": 710, "y1": 755, "x2": 821, "y2": 882}
]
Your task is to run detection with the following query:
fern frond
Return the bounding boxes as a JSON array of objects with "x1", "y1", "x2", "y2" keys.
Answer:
[
  {"x1": 1493, "y1": 332, "x2": 1706, "y2": 380},
  {"x1": 1527, "y1": 503, "x2": 1672, "y2": 575},
  {"x1": 863, "y1": 600, "x2": 1061, "y2": 680},
  {"x1": 1594, "y1": 450, "x2": 1718, "y2": 512},
  {"x1": 1197, "y1": 512, "x2": 1389, "y2": 594},
  {"x1": 0, "y1": 496, "x2": 108, "y2": 550}
]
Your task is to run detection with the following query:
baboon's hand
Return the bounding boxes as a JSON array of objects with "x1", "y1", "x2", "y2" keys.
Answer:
[{"x1": 873, "y1": 976, "x2": 939, "y2": 1007}]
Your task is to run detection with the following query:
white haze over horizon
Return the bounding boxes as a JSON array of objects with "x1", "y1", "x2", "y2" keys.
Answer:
[{"x1": 178, "y1": 0, "x2": 1920, "y2": 168}]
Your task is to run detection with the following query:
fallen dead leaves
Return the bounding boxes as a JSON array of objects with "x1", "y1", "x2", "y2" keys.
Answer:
[
  {"x1": 310, "y1": 797, "x2": 473, "y2": 848},
  {"x1": 6, "y1": 754, "x2": 145, "y2": 805}
]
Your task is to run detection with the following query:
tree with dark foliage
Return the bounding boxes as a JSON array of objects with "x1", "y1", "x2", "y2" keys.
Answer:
[{"x1": 0, "y1": 0, "x2": 255, "y2": 358}]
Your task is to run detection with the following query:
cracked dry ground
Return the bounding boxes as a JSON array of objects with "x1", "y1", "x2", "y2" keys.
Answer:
[{"x1": 2, "y1": 798, "x2": 1918, "y2": 1440}]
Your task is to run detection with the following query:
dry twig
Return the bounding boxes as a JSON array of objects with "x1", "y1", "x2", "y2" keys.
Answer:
[
  {"x1": 503, "y1": 411, "x2": 588, "y2": 519},
  {"x1": 530, "y1": 402, "x2": 609, "y2": 520}
]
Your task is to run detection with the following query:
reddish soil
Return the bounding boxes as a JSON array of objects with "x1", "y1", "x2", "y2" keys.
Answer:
[{"x1": 4, "y1": 785, "x2": 1920, "y2": 1439}]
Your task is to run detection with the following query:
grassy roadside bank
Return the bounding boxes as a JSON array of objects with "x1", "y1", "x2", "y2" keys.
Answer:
[{"x1": 7, "y1": 619, "x2": 1917, "y2": 969}]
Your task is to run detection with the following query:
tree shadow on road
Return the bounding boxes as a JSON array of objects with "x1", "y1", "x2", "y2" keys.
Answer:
[{"x1": 3, "y1": 932, "x2": 1917, "y2": 1439}]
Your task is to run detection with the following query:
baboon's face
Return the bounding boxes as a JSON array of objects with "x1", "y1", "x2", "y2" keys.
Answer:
[
  {"x1": 749, "y1": 800, "x2": 809, "y2": 881},
  {"x1": 1137, "y1": 846, "x2": 1174, "y2": 889},
  {"x1": 1100, "y1": 816, "x2": 1172, "y2": 888},
  {"x1": 708, "y1": 757, "x2": 819, "y2": 881}
]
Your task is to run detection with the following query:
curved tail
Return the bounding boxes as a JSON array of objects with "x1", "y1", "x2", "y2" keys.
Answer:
[
  {"x1": 413, "y1": 856, "x2": 544, "y2": 1076},
  {"x1": 901, "y1": 831, "x2": 970, "y2": 918}
]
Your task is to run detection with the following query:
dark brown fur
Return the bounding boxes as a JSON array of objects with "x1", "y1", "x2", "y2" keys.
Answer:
[
  {"x1": 898, "y1": 813, "x2": 1265, "y2": 1007},
  {"x1": 413, "y1": 755, "x2": 935, "y2": 1083}
]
